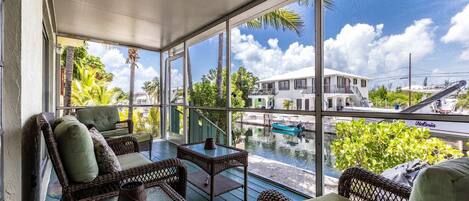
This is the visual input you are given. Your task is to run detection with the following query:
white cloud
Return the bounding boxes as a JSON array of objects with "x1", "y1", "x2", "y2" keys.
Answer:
[
  {"x1": 171, "y1": 68, "x2": 183, "y2": 89},
  {"x1": 87, "y1": 42, "x2": 126, "y2": 68},
  {"x1": 325, "y1": 18, "x2": 434, "y2": 76},
  {"x1": 442, "y1": 4, "x2": 469, "y2": 60},
  {"x1": 86, "y1": 42, "x2": 159, "y2": 92},
  {"x1": 231, "y1": 19, "x2": 434, "y2": 79},
  {"x1": 231, "y1": 28, "x2": 314, "y2": 79}
]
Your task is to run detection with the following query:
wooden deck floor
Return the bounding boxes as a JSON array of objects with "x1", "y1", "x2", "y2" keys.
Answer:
[{"x1": 46, "y1": 140, "x2": 309, "y2": 201}]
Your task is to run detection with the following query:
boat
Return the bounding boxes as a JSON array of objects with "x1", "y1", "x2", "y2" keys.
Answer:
[{"x1": 271, "y1": 122, "x2": 305, "y2": 134}]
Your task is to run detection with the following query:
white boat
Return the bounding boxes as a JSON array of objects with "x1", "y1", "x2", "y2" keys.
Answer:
[{"x1": 344, "y1": 80, "x2": 469, "y2": 141}]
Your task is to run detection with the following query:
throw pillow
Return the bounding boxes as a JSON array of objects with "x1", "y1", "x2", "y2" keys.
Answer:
[
  {"x1": 89, "y1": 128, "x2": 122, "y2": 174},
  {"x1": 54, "y1": 119, "x2": 99, "y2": 182}
]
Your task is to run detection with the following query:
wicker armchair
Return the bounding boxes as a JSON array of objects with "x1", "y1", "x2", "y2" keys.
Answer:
[
  {"x1": 37, "y1": 113, "x2": 187, "y2": 201},
  {"x1": 339, "y1": 167, "x2": 411, "y2": 201},
  {"x1": 257, "y1": 167, "x2": 411, "y2": 201}
]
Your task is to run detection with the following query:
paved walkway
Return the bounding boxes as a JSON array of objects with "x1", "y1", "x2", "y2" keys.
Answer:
[{"x1": 248, "y1": 154, "x2": 339, "y2": 197}]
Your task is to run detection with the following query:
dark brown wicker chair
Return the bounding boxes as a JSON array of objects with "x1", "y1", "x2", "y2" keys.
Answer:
[
  {"x1": 37, "y1": 113, "x2": 187, "y2": 201},
  {"x1": 257, "y1": 190, "x2": 292, "y2": 201},
  {"x1": 257, "y1": 167, "x2": 411, "y2": 201}
]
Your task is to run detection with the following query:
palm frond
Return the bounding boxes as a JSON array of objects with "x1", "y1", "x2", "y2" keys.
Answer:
[
  {"x1": 297, "y1": 0, "x2": 334, "y2": 10},
  {"x1": 246, "y1": 8, "x2": 304, "y2": 35}
]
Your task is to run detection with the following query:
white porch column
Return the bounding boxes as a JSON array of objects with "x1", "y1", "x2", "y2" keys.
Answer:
[{"x1": 4, "y1": 0, "x2": 49, "y2": 200}]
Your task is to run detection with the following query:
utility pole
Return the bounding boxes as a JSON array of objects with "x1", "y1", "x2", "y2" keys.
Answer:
[{"x1": 408, "y1": 53, "x2": 412, "y2": 107}]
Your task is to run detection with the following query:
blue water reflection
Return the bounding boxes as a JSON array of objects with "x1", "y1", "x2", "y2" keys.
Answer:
[{"x1": 235, "y1": 123, "x2": 342, "y2": 178}]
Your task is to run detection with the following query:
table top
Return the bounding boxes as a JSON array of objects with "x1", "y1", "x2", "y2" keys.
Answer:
[{"x1": 182, "y1": 143, "x2": 240, "y2": 158}]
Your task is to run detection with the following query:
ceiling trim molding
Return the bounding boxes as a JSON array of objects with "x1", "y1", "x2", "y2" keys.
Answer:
[{"x1": 57, "y1": 32, "x2": 161, "y2": 52}]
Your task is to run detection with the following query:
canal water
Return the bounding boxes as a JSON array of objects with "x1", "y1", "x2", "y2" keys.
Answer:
[{"x1": 235, "y1": 123, "x2": 343, "y2": 178}]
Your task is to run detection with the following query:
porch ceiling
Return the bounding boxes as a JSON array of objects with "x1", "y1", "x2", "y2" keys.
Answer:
[{"x1": 54, "y1": 0, "x2": 253, "y2": 51}]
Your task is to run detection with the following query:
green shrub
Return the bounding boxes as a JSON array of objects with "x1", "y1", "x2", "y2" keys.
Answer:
[{"x1": 331, "y1": 119, "x2": 462, "y2": 173}]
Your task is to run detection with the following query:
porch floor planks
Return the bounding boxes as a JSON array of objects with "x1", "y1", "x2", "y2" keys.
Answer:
[{"x1": 150, "y1": 140, "x2": 308, "y2": 201}]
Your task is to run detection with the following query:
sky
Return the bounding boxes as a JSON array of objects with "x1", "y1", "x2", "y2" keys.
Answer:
[{"x1": 86, "y1": 0, "x2": 469, "y2": 91}]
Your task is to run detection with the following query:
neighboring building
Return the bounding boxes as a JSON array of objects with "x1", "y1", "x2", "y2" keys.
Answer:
[
  {"x1": 248, "y1": 67, "x2": 370, "y2": 111},
  {"x1": 134, "y1": 92, "x2": 151, "y2": 105}
]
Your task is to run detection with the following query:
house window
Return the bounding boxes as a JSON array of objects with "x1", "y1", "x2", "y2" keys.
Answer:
[
  {"x1": 328, "y1": 98, "x2": 333, "y2": 108},
  {"x1": 296, "y1": 99, "x2": 302, "y2": 110},
  {"x1": 337, "y1": 76, "x2": 346, "y2": 88},
  {"x1": 262, "y1": 82, "x2": 274, "y2": 90},
  {"x1": 294, "y1": 79, "x2": 307, "y2": 89},
  {"x1": 361, "y1": 79, "x2": 367, "y2": 87},
  {"x1": 353, "y1": 78, "x2": 357, "y2": 85},
  {"x1": 278, "y1": 80, "x2": 290, "y2": 90},
  {"x1": 324, "y1": 77, "x2": 331, "y2": 93},
  {"x1": 312, "y1": 78, "x2": 315, "y2": 91},
  {"x1": 305, "y1": 99, "x2": 309, "y2": 111}
]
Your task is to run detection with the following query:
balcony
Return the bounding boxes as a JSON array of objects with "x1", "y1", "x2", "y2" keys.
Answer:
[
  {"x1": 248, "y1": 88, "x2": 277, "y2": 96},
  {"x1": 301, "y1": 85, "x2": 353, "y2": 94},
  {"x1": 326, "y1": 85, "x2": 353, "y2": 94}
]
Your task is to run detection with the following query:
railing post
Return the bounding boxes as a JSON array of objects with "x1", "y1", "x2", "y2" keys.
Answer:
[
  {"x1": 226, "y1": 20, "x2": 232, "y2": 146},
  {"x1": 183, "y1": 42, "x2": 189, "y2": 144},
  {"x1": 160, "y1": 51, "x2": 165, "y2": 140},
  {"x1": 315, "y1": 0, "x2": 325, "y2": 196}
]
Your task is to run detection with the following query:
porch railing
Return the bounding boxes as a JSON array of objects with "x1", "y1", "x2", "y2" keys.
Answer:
[
  {"x1": 248, "y1": 88, "x2": 277, "y2": 96},
  {"x1": 302, "y1": 85, "x2": 353, "y2": 94},
  {"x1": 188, "y1": 108, "x2": 227, "y2": 144}
]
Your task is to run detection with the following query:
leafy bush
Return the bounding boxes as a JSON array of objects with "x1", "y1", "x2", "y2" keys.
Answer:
[
  {"x1": 283, "y1": 100, "x2": 293, "y2": 110},
  {"x1": 331, "y1": 119, "x2": 462, "y2": 173}
]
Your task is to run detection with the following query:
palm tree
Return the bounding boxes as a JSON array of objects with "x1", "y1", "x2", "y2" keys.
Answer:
[
  {"x1": 214, "y1": 6, "x2": 307, "y2": 106},
  {"x1": 127, "y1": 48, "x2": 139, "y2": 120},
  {"x1": 142, "y1": 77, "x2": 160, "y2": 104},
  {"x1": 64, "y1": 46, "x2": 75, "y2": 114}
]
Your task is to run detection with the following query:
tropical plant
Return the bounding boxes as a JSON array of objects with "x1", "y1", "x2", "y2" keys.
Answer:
[
  {"x1": 456, "y1": 90, "x2": 469, "y2": 110},
  {"x1": 190, "y1": 68, "x2": 252, "y2": 142},
  {"x1": 283, "y1": 100, "x2": 293, "y2": 110},
  {"x1": 369, "y1": 86, "x2": 425, "y2": 108},
  {"x1": 142, "y1": 77, "x2": 160, "y2": 104},
  {"x1": 71, "y1": 67, "x2": 125, "y2": 106},
  {"x1": 233, "y1": 67, "x2": 259, "y2": 105},
  {"x1": 118, "y1": 107, "x2": 161, "y2": 137},
  {"x1": 331, "y1": 119, "x2": 463, "y2": 173}
]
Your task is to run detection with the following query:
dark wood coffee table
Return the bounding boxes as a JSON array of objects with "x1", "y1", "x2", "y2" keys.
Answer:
[{"x1": 177, "y1": 142, "x2": 248, "y2": 201}]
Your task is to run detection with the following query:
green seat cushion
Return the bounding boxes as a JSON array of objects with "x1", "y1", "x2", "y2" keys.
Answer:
[
  {"x1": 109, "y1": 133, "x2": 152, "y2": 142},
  {"x1": 76, "y1": 106, "x2": 120, "y2": 131},
  {"x1": 117, "y1": 153, "x2": 152, "y2": 170},
  {"x1": 101, "y1": 128, "x2": 129, "y2": 137},
  {"x1": 410, "y1": 157, "x2": 469, "y2": 201},
  {"x1": 305, "y1": 193, "x2": 350, "y2": 201},
  {"x1": 54, "y1": 119, "x2": 99, "y2": 183}
]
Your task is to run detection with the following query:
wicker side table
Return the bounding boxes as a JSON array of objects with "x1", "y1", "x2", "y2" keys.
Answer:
[{"x1": 177, "y1": 142, "x2": 248, "y2": 201}]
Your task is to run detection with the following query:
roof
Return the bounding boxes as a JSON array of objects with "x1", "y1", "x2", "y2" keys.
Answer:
[
  {"x1": 258, "y1": 67, "x2": 369, "y2": 83},
  {"x1": 54, "y1": 0, "x2": 287, "y2": 51}
]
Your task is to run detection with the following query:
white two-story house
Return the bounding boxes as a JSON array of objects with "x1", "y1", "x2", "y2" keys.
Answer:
[{"x1": 248, "y1": 67, "x2": 370, "y2": 111}]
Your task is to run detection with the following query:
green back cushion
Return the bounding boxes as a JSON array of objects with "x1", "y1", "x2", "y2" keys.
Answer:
[
  {"x1": 54, "y1": 119, "x2": 99, "y2": 182},
  {"x1": 410, "y1": 157, "x2": 469, "y2": 201},
  {"x1": 53, "y1": 115, "x2": 77, "y2": 127},
  {"x1": 76, "y1": 107, "x2": 120, "y2": 131}
]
